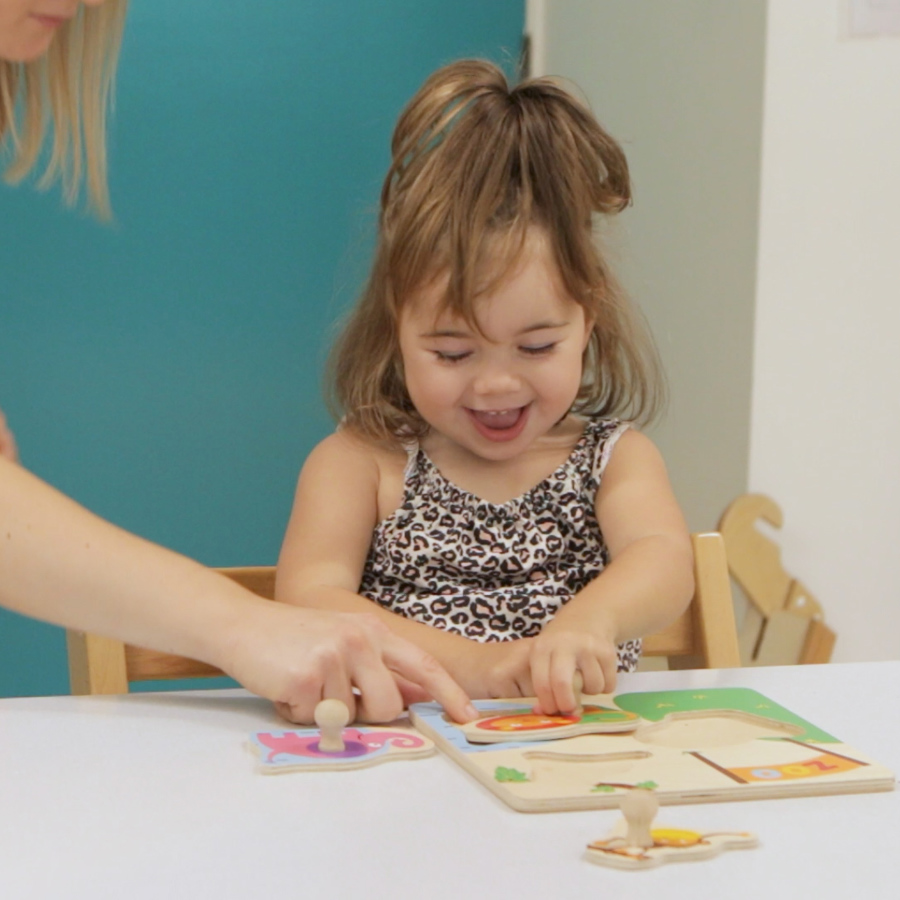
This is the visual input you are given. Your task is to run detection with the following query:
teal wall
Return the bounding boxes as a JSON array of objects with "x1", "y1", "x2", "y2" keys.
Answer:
[{"x1": 0, "y1": 0, "x2": 524, "y2": 697}]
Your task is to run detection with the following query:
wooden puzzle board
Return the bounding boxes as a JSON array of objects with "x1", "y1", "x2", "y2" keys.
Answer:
[{"x1": 410, "y1": 688, "x2": 896, "y2": 813}]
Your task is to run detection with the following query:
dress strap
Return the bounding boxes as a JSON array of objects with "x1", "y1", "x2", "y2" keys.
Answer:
[
  {"x1": 401, "y1": 438, "x2": 421, "y2": 480},
  {"x1": 590, "y1": 419, "x2": 631, "y2": 481}
]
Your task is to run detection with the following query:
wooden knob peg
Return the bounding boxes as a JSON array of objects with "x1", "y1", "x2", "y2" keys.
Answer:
[
  {"x1": 314, "y1": 699, "x2": 350, "y2": 753},
  {"x1": 620, "y1": 788, "x2": 658, "y2": 849}
]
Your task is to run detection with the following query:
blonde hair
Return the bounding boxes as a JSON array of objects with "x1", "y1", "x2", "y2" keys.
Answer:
[
  {"x1": 331, "y1": 59, "x2": 664, "y2": 443},
  {"x1": 0, "y1": 1, "x2": 128, "y2": 217}
]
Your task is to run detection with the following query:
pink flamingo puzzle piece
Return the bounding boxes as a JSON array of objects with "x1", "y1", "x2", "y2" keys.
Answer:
[{"x1": 250, "y1": 725, "x2": 434, "y2": 773}]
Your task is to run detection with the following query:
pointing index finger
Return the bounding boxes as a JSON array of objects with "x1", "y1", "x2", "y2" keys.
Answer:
[{"x1": 381, "y1": 634, "x2": 477, "y2": 723}]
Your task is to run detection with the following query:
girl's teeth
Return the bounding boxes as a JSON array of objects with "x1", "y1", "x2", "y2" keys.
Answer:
[{"x1": 471, "y1": 408, "x2": 521, "y2": 429}]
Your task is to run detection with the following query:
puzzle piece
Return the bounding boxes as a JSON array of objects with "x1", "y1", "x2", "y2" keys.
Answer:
[
  {"x1": 458, "y1": 696, "x2": 640, "y2": 744},
  {"x1": 250, "y1": 700, "x2": 434, "y2": 773},
  {"x1": 585, "y1": 789, "x2": 758, "y2": 870}
]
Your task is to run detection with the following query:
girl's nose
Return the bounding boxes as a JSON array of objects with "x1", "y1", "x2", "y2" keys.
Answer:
[{"x1": 472, "y1": 364, "x2": 521, "y2": 396}]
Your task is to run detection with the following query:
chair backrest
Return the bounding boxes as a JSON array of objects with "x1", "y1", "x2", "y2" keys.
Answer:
[
  {"x1": 641, "y1": 532, "x2": 740, "y2": 669},
  {"x1": 67, "y1": 535, "x2": 739, "y2": 695},
  {"x1": 66, "y1": 566, "x2": 275, "y2": 695},
  {"x1": 717, "y1": 493, "x2": 835, "y2": 665}
]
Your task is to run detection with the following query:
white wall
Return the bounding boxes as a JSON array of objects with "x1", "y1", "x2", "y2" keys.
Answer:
[
  {"x1": 533, "y1": 0, "x2": 900, "y2": 663},
  {"x1": 532, "y1": 1, "x2": 766, "y2": 535},
  {"x1": 751, "y1": 1, "x2": 900, "y2": 661}
]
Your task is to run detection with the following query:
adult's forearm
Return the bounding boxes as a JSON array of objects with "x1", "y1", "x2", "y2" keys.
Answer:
[
  {"x1": 0, "y1": 456, "x2": 250, "y2": 667},
  {"x1": 0, "y1": 458, "x2": 478, "y2": 723}
]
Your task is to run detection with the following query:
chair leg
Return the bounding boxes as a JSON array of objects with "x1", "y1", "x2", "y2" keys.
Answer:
[{"x1": 66, "y1": 630, "x2": 130, "y2": 695}]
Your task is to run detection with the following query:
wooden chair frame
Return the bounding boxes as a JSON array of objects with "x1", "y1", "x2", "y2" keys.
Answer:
[
  {"x1": 641, "y1": 532, "x2": 740, "y2": 669},
  {"x1": 717, "y1": 493, "x2": 835, "y2": 665},
  {"x1": 67, "y1": 533, "x2": 739, "y2": 696}
]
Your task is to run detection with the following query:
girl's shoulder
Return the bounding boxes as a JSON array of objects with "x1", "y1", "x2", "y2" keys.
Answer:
[
  {"x1": 581, "y1": 416, "x2": 662, "y2": 482},
  {"x1": 309, "y1": 427, "x2": 408, "y2": 482},
  {"x1": 594, "y1": 425, "x2": 666, "y2": 484}
]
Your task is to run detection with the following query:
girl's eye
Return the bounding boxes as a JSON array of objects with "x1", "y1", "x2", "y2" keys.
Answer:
[
  {"x1": 434, "y1": 350, "x2": 472, "y2": 363},
  {"x1": 521, "y1": 343, "x2": 556, "y2": 356}
]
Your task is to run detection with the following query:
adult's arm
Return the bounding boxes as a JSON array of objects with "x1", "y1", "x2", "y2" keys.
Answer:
[
  {"x1": 0, "y1": 408, "x2": 17, "y2": 462},
  {"x1": 0, "y1": 457, "x2": 475, "y2": 724}
]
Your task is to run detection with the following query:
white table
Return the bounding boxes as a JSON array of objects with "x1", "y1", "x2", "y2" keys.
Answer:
[{"x1": 1, "y1": 662, "x2": 898, "y2": 899}]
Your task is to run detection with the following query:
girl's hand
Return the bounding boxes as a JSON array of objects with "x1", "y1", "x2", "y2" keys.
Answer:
[
  {"x1": 528, "y1": 616, "x2": 619, "y2": 715},
  {"x1": 468, "y1": 638, "x2": 536, "y2": 699}
]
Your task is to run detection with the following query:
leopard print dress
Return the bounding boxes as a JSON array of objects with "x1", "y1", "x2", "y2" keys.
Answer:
[{"x1": 358, "y1": 416, "x2": 642, "y2": 673}]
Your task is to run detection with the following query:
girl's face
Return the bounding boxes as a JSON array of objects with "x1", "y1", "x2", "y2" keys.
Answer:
[
  {"x1": 0, "y1": 1, "x2": 106, "y2": 62},
  {"x1": 398, "y1": 230, "x2": 592, "y2": 463}
]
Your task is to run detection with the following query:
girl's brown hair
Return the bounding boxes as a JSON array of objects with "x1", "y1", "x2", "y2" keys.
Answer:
[
  {"x1": 330, "y1": 59, "x2": 664, "y2": 442},
  {"x1": 0, "y1": 1, "x2": 128, "y2": 218}
]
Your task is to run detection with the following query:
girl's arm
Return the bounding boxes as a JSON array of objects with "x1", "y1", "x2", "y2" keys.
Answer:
[
  {"x1": 529, "y1": 429, "x2": 694, "y2": 714},
  {"x1": 0, "y1": 456, "x2": 475, "y2": 724},
  {"x1": 276, "y1": 431, "x2": 534, "y2": 699}
]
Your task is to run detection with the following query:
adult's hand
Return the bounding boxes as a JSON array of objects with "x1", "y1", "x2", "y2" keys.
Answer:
[{"x1": 218, "y1": 600, "x2": 477, "y2": 725}]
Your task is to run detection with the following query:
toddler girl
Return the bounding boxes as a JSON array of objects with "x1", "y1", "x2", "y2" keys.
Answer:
[{"x1": 277, "y1": 59, "x2": 694, "y2": 715}]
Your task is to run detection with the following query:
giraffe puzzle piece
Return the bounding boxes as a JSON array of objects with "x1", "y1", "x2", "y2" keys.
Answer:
[
  {"x1": 585, "y1": 789, "x2": 758, "y2": 870},
  {"x1": 249, "y1": 700, "x2": 435, "y2": 773},
  {"x1": 457, "y1": 693, "x2": 641, "y2": 744}
]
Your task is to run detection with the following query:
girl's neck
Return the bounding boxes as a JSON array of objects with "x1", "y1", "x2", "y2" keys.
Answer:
[{"x1": 419, "y1": 415, "x2": 586, "y2": 505}]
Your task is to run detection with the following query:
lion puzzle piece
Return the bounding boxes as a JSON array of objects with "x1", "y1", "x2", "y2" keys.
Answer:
[
  {"x1": 249, "y1": 699, "x2": 435, "y2": 773},
  {"x1": 458, "y1": 691, "x2": 640, "y2": 744},
  {"x1": 585, "y1": 789, "x2": 758, "y2": 870}
]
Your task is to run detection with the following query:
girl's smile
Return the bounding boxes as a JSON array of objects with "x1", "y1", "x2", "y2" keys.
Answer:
[{"x1": 465, "y1": 404, "x2": 531, "y2": 442}]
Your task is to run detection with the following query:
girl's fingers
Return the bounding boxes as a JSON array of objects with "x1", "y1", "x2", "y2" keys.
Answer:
[
  {"x1": 547, "y1": 652, "x2": 580, "y2": 714},
  {"x1": 599, "y1": 650, "x2": 618, "y2": 695},
  {"x1": 575, "y1": 654, "x2": 605, "y2": 697},
  {"x1": 513, "y1": 668, "x2": 534, "y2": 699},
  {"x1": 529, "y1": 649, "x2": 554, "y2": 714},
  {"x1": 532, "y1": 649, "x2": 580, "y2": 715},
  {"x1": 532, "y1": 642, "x2": 616, "y2": 714}
]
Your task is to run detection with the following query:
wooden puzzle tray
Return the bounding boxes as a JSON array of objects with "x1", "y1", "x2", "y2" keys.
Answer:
[{"x1": 409, "y1": 687, "x2": 896, "y2": 813}]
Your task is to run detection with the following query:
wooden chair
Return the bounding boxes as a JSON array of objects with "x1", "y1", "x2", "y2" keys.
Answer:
[
  {"x1": 67, "y1": 534, "x2": 739, "y2": 695},
  {"x1": 640, "y1": 532, "x2": 741, "y2": 669},
  {"x1": 66, "y1": 566, "x2": 275, "y2": 695},
  {"x1": 718, "y1": 493, "x2": 835, "y2": 665}
]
